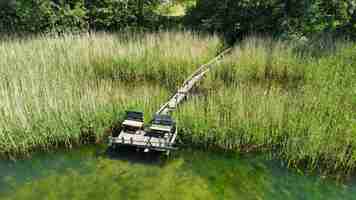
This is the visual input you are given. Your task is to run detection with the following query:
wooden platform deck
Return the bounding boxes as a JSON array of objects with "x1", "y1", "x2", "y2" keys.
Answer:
[{"x1": 110, "y1": 130, "x2": 177, "y2": 152}]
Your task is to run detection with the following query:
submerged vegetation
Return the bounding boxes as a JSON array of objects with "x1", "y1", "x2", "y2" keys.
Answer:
[
  {"x1": 2, "y1": 146, "x2": 356, "y2": 200},
  {"x1": 0, "y1": 31, "x2": 355, "y2": 177}
]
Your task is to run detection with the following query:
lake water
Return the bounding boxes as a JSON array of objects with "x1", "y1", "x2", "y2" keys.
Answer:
[{"x1": 0, "y1": 145, "x2": 355, "y2": 200}]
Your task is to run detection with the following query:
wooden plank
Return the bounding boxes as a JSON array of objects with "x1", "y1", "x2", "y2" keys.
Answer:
[{"x1": 157, "y1": 48, "x2": 232, "y2": 115}]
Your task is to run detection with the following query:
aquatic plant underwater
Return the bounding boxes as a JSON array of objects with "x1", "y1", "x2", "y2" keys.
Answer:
[{"x1": 2, "y1": 146, "x2": 356, "y2": 200}]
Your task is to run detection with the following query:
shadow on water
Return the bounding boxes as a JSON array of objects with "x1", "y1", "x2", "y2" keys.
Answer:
[{"x1": 104, "y1": 146, "x2": 166, "y2": 166}]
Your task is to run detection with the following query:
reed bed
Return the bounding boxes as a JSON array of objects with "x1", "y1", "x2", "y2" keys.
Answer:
[
  {"x1": 0, "y1": 31, "x2": 219, "y2": 156},
  {"x1": 92, "y1": 31, "x2": 221, "y2": 89},
  {"x1": 0, "y1": 32, "x2": 355, "y2": 176},
  {"x1": 176, "y1": 37, "x2": 356, "y2": 176}
]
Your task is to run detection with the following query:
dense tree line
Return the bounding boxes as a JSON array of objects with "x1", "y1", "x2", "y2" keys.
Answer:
[
  {"x1": 185, "y1": 0, "x2": 356, "y2": 42},
  {"x1": 0, "y1": 0, "x2": 162, "y2": 33},
  {"x1": 0, "y1": 0, "x2": 355, "y2": 41}
]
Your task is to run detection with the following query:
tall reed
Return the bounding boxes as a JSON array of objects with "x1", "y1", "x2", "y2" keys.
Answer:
[
  {"x1": 0, "y1": 31, "x2": 220, "y2": 156},
  {"x1": 1, "y1": 32, "x2": 355, "y2": 177},
  {"x1": 176, "y1": 37, "x2": 356, "y2": 176}
]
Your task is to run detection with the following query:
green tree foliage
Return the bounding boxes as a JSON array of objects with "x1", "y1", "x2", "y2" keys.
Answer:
[
  {"x1": 0, "y1": 0, "x2": 355, "y2": 39},
  {"x1": 0, "y1": 0, "x2": 88, "y2": 33},
  {"x1": 0, "y1": 0, "x2": 161, "y2": 33},
  {"x1": 85, "y1": 0, "x2": 160, "y2": 31},
  {"x1": 184, "y1": 0, "x2": 356, "y2": 42}
]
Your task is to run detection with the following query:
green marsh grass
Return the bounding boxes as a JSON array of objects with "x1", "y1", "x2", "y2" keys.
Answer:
[
  {"x1": 0, "y1": 32, "x2": 355, "y2": 176},
  {"x1": 0, "y1": 31, "x2": 220, "y2": 156},
  {"x1": 175, "y1": 37, "x2": 356, "y2": 176}
]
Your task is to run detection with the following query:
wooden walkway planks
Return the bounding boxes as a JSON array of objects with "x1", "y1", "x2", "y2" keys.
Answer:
[
  {"x1": 156, "y1": 48, "x2": 232, "y2": 115},
  {"x1": 110, "y1": 48, "x2": 232, "y2": 153}
]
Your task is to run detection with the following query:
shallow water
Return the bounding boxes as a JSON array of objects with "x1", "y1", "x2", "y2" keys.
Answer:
[{"x1": 0, "y1": 145, "x2": 355, "y2": 200}]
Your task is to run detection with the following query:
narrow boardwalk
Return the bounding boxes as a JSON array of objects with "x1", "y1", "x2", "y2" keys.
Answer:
[
  {"x1": 157, "y1": 48, "x2": 232, "y2": 115},
  {"x1": 110, "y1": 48, "x2": 232, "y2": 153}
]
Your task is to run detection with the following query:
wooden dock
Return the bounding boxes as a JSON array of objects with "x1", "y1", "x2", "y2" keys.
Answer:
[{"x1": 109, "y1": 48, "x2": 232, "y2": 154}]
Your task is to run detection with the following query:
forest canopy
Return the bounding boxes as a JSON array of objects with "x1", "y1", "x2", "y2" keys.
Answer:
[
  {"x1": 185, "y1": 0, "x2": 356, "y2": 41},
  {"x1": 0, "y1": 0, "x2": 355, "y2": 40}
]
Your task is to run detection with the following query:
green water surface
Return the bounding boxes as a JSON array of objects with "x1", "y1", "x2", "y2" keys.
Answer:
[{"x1": 0, "y1": 145, "x2": 355, "y2": 200}]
